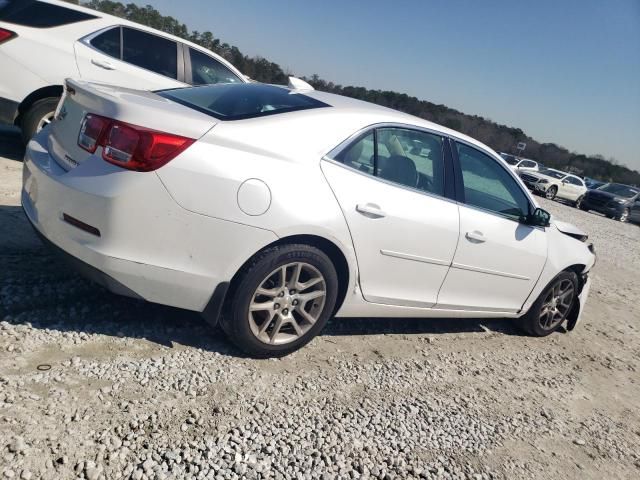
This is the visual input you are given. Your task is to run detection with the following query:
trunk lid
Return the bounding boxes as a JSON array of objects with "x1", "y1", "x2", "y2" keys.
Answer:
[{"x1": 48, "y1": 79, "x2": 218, "y2": 171}]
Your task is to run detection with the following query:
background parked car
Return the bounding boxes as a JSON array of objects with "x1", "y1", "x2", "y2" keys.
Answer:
[
  {"x1": 498, "y1": 152, "x2": 539, "y2": 174},
  {"x1": 584, "y1": 177, "x2": 606, "y2": 190},
  {"x1": 0, "y1": 0, "x2": 247, "y2": 142},
  {"x1": 519, "y1": 168, "x2": 587, "y2": 204},
  {"x1": 579, "y1": 183, "x2": 640, "y2": 222}
]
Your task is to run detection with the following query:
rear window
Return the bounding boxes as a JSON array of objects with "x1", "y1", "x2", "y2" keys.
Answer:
[
  {"x1": 122, "y1": 27, "x2": 177, "y2": 79},
  {"x1": 0, "y1": 0, "x2": 97, "y2": 28},
  {"x1": 157, "y1": 83, "x2": 330, "y2": 121},
  {"x1": 90, "y1": 27, "x2": 121, "y2": 58}
]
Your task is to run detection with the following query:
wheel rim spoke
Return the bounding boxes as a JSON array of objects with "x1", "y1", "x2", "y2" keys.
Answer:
[
  {"x1": 250, "y1": 300, "x2": 275, "y2": 312},
  {"x1": 297, "y1": 290, "x2": 324, "y2": 304},
  {"x1": 269, "y1": 315, "x2": 285, "y2": 344},
  {"x1": 258, "y1": 311, "x2": 277, "y2": 335},
  {"x1": 296, "y1": 307, "x2": 317, "y2": 325}
]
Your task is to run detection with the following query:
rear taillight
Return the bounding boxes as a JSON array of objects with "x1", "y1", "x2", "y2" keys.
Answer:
[
  {"x1": 0, "y1": 28, "x2": 17, "y2": 44},
  {"x1": 77, "y1": 114, "x2": 194, "y2": 172},
  {"x1": 78, "y1": 114, "x2": 110, "y2": 153}
]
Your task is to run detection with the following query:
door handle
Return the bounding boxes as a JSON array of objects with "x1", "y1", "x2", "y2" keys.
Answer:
[
  {"x1": 356, "y1": 203, "x2": 386, "y2": 218},
  {"x1": 465, "y1": 231, "x2": 486, "y2": 243},
  {"x1": 91, "y1": 58, "x2": 115, "y2": 70}
]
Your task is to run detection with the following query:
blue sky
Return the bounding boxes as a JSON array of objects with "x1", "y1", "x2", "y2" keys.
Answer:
[{"x1": 140, "y1": 0, "x2": 639, "y2": 169}]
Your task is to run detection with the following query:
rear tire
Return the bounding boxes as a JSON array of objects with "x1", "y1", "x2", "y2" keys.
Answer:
[
  {"x1": 220, "y1": 244, "x2": 338, "y2": 358},
  {"x1": 20, "y1": 97, "x2": 59, "y2": 144},
  {"x1": 516, "y1": 271, "x2": 578, "y2": 337}
]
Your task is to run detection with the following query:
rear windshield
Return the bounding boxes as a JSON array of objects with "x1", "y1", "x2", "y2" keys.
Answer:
[
  {"x1": 157, "y1": 83, "x2": 330, "y2": 121},
  {"x1": 0, "y1": 0, "x2": 97, "y2": 28}
]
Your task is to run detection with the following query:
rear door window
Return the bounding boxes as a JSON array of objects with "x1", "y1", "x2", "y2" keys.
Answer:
[
  {"x1": 188, "y1": 48, "x2": 241, "y2": 85},
  {"x1": 90, "y1": 27, "x2": 121, "y2": 59},
  {"x1": 334, "y1": 128, "x2": 446, "y2": 197},
  {"x1": 0, "y1": 0, "x2": 97, "y2": 28},
  {"x1": 122, "y1": 27, "x2": 177, "y2": 79},
  {"x1": 566, "y1": 176, "x2": 583, "y2": 186}
]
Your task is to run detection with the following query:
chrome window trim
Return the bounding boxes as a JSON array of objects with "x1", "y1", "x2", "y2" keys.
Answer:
[
  {"x1": 324, "y1": 122, "x2": 542, "y2": 227},
  {"x1": 322, "y1": 122, "x2": 455, "y2": 205}
]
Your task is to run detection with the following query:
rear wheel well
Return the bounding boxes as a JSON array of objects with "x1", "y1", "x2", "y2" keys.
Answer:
[
  {"x1": 16, "y1": 85, "x2": 63, "y2": 126},
  {"x1": 226, "y1": 235, "x2": 350, "y2": 315}
]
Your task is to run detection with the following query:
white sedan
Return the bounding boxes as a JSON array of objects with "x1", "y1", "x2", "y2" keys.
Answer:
[{"x1": 22, "y1": 78, "x2": 596, "y2": 357}]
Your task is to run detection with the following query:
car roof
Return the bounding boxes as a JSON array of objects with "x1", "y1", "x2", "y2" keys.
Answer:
[
  {"x1": 196, "y1": 84, "x2": 509, "y2": 165},
  {"x1": 39, "y1": 0, "x2": 245, "y2": 80}
]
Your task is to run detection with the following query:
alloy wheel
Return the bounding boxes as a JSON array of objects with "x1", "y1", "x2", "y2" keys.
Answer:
[
  {"x1": 36, "y1": 111, "x2": 56, "y2": 133},
  {"x1": 545, "y1": 187, "x2": 556, "y2": 200},
  {"x1": 539, "y1": 279, "x2": 574, "y2": 331},
  {"x1": 248, "y1": 262, "x2": 326, "y2": 345}
]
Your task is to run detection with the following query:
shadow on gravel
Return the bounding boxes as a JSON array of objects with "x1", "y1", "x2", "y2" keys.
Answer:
[
  {"x1": 1, "y1": 205, "x2": 529, "y2": 359},
  {"x1": 0, "y1": 125, "x2": 24, "y2": 161},
  {"x1": 324, "y1": 315, "x2": 524, "y2": 337}
]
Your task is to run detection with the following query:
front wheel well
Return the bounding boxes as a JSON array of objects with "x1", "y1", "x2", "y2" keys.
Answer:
[
  {"x1": 16, "y1": 85, "x2": 64, "y2": 126},
  {"x1": 227, "y1": 235, "x2": 351, "y2": 316},
  {"x1": 565, "y1": 264, "x2": 587, "y2": 294}
]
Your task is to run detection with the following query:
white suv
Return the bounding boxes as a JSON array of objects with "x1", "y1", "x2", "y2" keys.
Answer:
[
  {"x1": 520, "y1": 168, "x2": 588, "y2": 203},
  {"x1": 0, "y1": 0, "x2": 247, "y2": 142}
]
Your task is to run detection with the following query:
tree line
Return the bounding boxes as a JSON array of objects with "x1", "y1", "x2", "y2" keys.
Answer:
[{"x1": 80, "y1": 0, "x2": 639, "y2": 184}]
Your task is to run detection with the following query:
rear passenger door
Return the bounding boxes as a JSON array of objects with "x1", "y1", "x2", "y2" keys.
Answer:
[
  {"x1": 562, "y1": 176, "x2": 586, "y2": 201},
  {"x1": 322, "y1": 127, "x2": 460, "y2": 308},
  {"x1": 74, "y1": 26, "x2": 186, "y2": 90}
]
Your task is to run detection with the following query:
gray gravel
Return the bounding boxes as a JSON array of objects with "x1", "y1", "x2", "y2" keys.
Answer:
[{"x1": 1, "y1": 133, "x2": 639, "y2": 479}]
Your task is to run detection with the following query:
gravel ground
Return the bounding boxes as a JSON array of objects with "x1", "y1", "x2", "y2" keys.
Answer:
[{"x1": 1, "y1": 126, "x2": 639, "y2": 480}]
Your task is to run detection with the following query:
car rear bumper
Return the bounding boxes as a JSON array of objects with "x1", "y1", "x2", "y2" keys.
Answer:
[{"x1": 21, "y1": 129, "x2": 277, "y2": 312}]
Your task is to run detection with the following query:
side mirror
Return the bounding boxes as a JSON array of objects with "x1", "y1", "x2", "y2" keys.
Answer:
[{"x1": 528, "y1": 207, "x2": 551, "y2": 227}]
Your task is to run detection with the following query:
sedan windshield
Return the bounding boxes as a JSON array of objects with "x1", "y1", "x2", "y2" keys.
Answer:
[
  {"x1": 539, "y1": 168, "x2": 566, "y2": 180},
  {"x1": 597, "y1": 183, "x2": 639, "y2": 198}
]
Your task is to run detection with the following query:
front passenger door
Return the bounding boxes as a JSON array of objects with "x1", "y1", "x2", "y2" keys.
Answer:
[{"x1": 436, "y1": 142, "x2": 547, "y2": 312}]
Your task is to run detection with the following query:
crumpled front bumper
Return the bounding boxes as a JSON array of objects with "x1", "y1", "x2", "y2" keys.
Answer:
[{"x1": 566, "y1": 275, "x2": 592, "y2": 331}]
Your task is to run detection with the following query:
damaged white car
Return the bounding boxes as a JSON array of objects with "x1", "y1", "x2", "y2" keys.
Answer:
[{"x1": 22, "y1": 79, "x2": 596, "y2": 357}]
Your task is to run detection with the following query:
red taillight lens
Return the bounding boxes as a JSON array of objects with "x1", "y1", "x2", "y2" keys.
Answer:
[
  {"x1": 77, "y1": 114, "x2": 195, "y2": 172},
  {"x1": 78, "y1": 114, "x2": 110, "y2": 153},
  {"x1": 103, "y1": 123, "x2": 140, "y2": 164},
  {"x1": 0, "y1": 28, "x2": 17, "y2": 44}
]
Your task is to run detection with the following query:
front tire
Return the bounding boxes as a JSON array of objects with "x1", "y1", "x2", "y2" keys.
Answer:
[
  {"x1": 220, "y1": 244, "x2": 338, "y2": 358},
  {"x1": 618, "y1": 208, "x2": 630, "y2": 223},
  {"x1": 20, "y1": 97, "x2": 59, "y2": 144},
  {"x1": 516, "y1": 271, "x2": 578, "y2": 337},
  {"x1": 545, "y1": 186, "x2": 557, "y2": 200}
]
